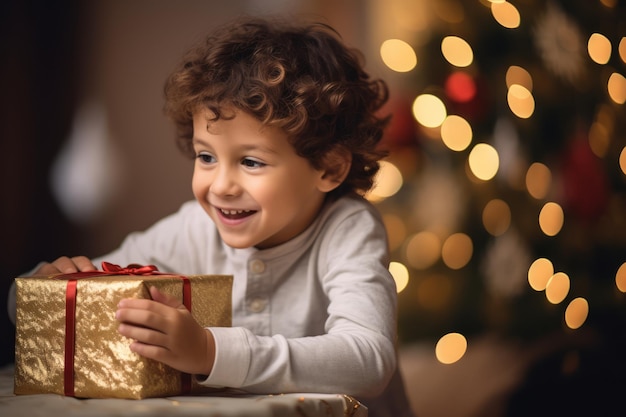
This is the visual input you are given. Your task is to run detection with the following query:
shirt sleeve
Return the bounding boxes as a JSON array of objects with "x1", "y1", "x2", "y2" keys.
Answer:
[{"x1": 198, "y1": 199, "x2": 399, "y2": 398}]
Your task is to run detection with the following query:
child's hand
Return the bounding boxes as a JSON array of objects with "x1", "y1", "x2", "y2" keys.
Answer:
[
  {"x1": 115, "y1": 286, "x2": 215, "y2": 376},
  {"x1": 35, "y1": 256, "x2": 97, "y2": 274}
]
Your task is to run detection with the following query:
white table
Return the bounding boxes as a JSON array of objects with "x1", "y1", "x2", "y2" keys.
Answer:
[{"x1": 0, "y1": 365, "x2": 366, "y2": 417}]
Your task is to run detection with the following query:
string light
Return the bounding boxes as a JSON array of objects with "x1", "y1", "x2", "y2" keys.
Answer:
[
  {"x1": 525, "y1": 162, "x2": 552, "y2": 200},
  {"x1": 412, "y1": 94, "x2": 447, "y2": 128},
  {"x1": 528, "y1": 258, "x2": 554, "y2": 291},
  {"x1": 539, "y1": 202, "x2": 564, "y2": 236},
  {"x1": 441, "y1": 36, "x2": 473, "y2": 67},
  {"x1": 587, "y1": 33, "x2": 612, "y2": 64},
  {"x1": 441, "y1": 115, "x2": 472, "y2": 151},
  {"x1": 389, "y1": 261, "x2": 410, "y2": 293},
  {"x1": 441, "y1": 233, "x2": 473, "y2": 269},
  {"x1": 482, "y1": 199, "x2": 511, "y2": 236},
  {"x1": 565, "y1": 297, "x2": 589, "y2": 329},
  {"x1": 468, "y1": 143, "x2": 499, "y2": 181},
  {"x1": 545, "y1": 272, "x2": 570, "y2": 304},
  {"x1": 380, "y1": 39, "x2": 417, "y2": 72},
  {"x1": 490, "y1": 1, "x2": 521, "y2": 29},
  {"x1": 435, "y1": 333, "x2": 467, "y2": 364}
]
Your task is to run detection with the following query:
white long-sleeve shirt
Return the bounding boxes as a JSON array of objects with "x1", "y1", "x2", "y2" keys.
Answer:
[{"x1": 9, "y1": 194, "x2": 415, "y2": 417}]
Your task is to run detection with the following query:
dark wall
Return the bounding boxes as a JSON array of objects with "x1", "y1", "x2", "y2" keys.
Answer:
[{"x1": 0, "y1": 0, "x2": 88, "y2": 365}]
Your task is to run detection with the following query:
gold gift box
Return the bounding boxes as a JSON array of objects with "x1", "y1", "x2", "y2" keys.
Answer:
[{"x1": 14, "y1": 271, "x2": 232, "y2": 399}]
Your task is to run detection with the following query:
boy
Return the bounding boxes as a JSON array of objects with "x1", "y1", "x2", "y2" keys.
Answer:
[{"x1": 9, "y1": 16, "x2": 415, "y2": 417}]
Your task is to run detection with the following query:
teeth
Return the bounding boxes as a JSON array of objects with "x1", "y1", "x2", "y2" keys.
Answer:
[{"x1": 221, "y1": 209, "x2": 251, "y2": 215}]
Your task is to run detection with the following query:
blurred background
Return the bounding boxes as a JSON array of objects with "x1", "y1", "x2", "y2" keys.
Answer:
[{"x1": 1, "y1": 0, "x2": 625, "y2": 415}]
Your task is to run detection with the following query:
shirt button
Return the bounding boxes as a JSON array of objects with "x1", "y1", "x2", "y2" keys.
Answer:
[
  {"x1": 250, "y1": 259, "x2": 266, "y2": 274},
  {"x1": 248, "y1": 298, "x2": 267, "y2": 313}
]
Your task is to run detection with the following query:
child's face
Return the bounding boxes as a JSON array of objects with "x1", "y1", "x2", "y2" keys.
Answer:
[{"x1": 191, "y1": 109, "x2": 328, "y2": 249}]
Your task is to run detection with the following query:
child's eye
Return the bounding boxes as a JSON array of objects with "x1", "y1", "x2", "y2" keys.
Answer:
[
  {"x1": 196, "y1": 152, "x2": 216, "y2": 164},
  {"x1": 241, "y1": 158, "x2": 266, "y2": 169}
]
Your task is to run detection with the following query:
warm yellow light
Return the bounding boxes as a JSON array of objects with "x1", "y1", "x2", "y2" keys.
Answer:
[
  {"x1": 389, "y1": 261, "x2": 410, "y2": 293},
  {"x1": 525, "y1": 162, "x2": 552, "y2": 199},
  {"x1": 588, "y1": 33, "x2": 612, "y2": 64},
  {"x1": 491, "y1": 1, "x2": 521, "y2": 29},
  {"x1": 506, "y1": 65, "x2": 533, "y2": 91},
  {"x1": 435, "y1": 333, "x2": 467, "y2": 364},
  {"x1": 441, "y1": 233, "x2": 473, "y2": 270},
  {"x1": 528, "y1": 258, "x2": 554, "y2": 291},
  {"x1": 441, "y1": 115, "x2": 472, "y2": 151},
  {"x1": 539, "y1": 202, "x2": 564, "y2": 236},
  {"x1": 619, "y1": 37, "x2": 626, "y2": 64},
  {"x1": 616, "y1": 262, "x2": 626, "y2": 292},
  {"x1": 507, "y1": 84, "x2": 535, "y2": 118},
  {"x1": 383, "y1": 214, "x2": 406, "y2": 252},
  {"x1": 441, "y1": 36, "x2": 473, "y2": 67},
  {"x1": 620, "y1": 147, "x2": 626, "y2": 175},
  {"x1": 545, "y1": 272, "x2": 570, "y2": 304},
  {"x1": 607, "y1": 72, "x2": 626, "y2": 104},
  {"x1": 405, "y1": 231, "x2": 441, "y2": 270},
  {"x1": 565, "y1": 297, "x2": 589, "y2": 329},
  {"x1": 468, "y1": 143, "x2": 499, "y2": 181},
  {"x1": 482, "y1": 199, "x2": 511, "y2": 236},
  {"x1": 368, "y1": 161, "x2": 403, "y2": 201},
  {"x1": 412, "y1": 94, "x2": 447, "y2": 128},
  {"x1": 380, "y1": 39, "x2": 418, "y2": 73},
  {"x1": 588, "y1": 121, "x2": 610, "y2": 158}
]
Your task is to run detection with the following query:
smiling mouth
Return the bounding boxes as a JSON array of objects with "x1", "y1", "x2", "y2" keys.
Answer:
[{"x1": 218, "y1": 208, "x2": 256, "y2": 220}]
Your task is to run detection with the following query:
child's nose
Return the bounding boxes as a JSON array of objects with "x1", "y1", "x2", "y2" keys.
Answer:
[{"x1": 210, "y1": 165, "x2": 240, "y2": 197}]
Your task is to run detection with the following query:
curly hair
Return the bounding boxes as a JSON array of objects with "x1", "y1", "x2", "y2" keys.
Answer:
[{"x1": 163, "y1": 16, "x2": 390, "y2": 197}]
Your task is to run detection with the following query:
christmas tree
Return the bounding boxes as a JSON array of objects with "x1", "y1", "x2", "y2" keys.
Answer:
[{"x1": 370, "y1": 0, "x2": 626, "y2": 350}]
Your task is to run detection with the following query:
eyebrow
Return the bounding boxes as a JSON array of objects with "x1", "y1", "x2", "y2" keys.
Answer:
[{"x1": 192, "y1": 138, "x2": 279, "y2": 155}]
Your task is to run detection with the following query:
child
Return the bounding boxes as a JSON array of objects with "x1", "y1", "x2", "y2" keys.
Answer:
[{"x1": 9, "y1": 16, "x2": 415, "y2": 417}]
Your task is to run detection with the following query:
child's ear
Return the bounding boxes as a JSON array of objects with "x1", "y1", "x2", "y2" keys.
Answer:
[{"x1": 317, "y1": 146, "x2": 352, "y2": 193}]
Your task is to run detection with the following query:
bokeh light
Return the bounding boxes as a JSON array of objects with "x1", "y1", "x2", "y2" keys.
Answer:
[
  {"x1": 616, "y1": 262, "x2": 626, "y2": 292},
  {"x1": 587, "y1": 33, "x2": 612, "y2": 64},
  {"x1": 468, "y1": 143, "x2": 499, "y2": 181},
  {"x1": 506, "y1": 65, "x2": 533, "y2": 91},
  {"x1": 441, "y1": 115, "x2": 472, "y2": 151},
  {"x1": 368, "y1": 161, "x2": 403, "y2": 202},
  {"x1": 565, "y1": 297, "x2": 589, "y2": 329},
  {"x1": 380, "y1": 39, "x2": 418, "y2": 72},
  {"x1": 482, "y1": 199, "x2": 511, "y2": 236},
  {"x1": 445, "y1": 72, "x2": 477, "y2": 102},
  {"x1": 620, "y1": 37, "x2": 626, "y2": 63},
  {"x1": 405, "y1": 231, "x2": 441, "y2": 269},
  {"x1": 607, "y1": 72, "x2": 626, "y2": 104},
  {"x1": 441, "y1": 233, "x2": 473, "y2": 269},
  {"x1": 539, "y1": 202, "x2": 564, "y2": 236},
  {"x1": 525, "y1": 162, "x2": 552, "y2": 199},
  {"x1": 620, "y1": 147, "x2": 626, "y2": 175},
  {"x1": 490, "y1": 1, "x2": 521, "y2": 29},
  {"x1": 507, "y1": 84, "x2": 535, "y2": 118},
  {"x1": 435, "y1": 332, "x2": 467, "y2": 364},
  {"x1": 545, "y1": 272, "x2": 570, "y2": 304},
  {"x1": 441, "y1": 36, "x2": 473, "y2": 67},
  {"x1": 528, "y1": 258, "x2": 554, "y2": 291},
  {"x1": 413, "y1": 94, "x2": 447, "y2": 128},
  {"x1": 588, "y1": 120, "x2": 610, "y2": 158},
  {"x1": 389, "y1": 261, "x2": 410, "y2": 293},
  {"x1": 383, "y1": 213, "x2": 407, "y2": 252}
]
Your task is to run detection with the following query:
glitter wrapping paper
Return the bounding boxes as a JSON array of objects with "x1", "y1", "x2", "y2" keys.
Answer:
[{"x1": 14, "y1": 273, "x2": 232, "y2": 399}]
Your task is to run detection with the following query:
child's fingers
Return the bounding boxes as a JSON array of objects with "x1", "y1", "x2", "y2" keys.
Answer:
[{"x1": 149, "y1": 286, "x2": 184, "y2": 309}]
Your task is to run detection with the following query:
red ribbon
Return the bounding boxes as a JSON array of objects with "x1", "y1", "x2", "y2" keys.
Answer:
[{"x1": 58, "y1": 262, "x2": 192, "y2": 397}]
